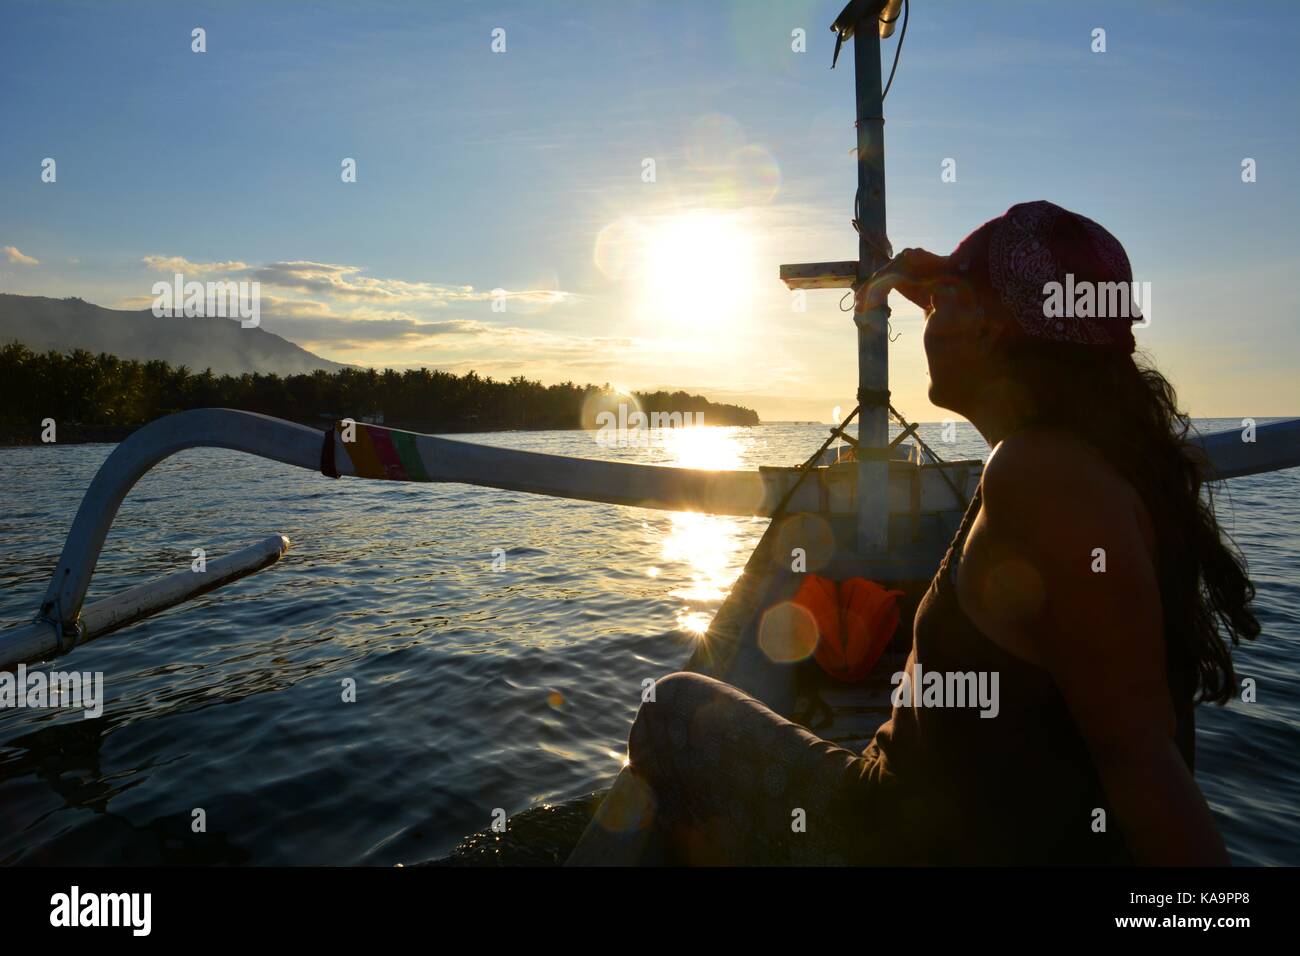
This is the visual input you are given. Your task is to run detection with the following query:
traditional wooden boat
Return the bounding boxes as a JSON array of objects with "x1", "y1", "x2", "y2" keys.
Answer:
[{"x1": 2, "y1": 0, "x2": 1298, "y2": 865}]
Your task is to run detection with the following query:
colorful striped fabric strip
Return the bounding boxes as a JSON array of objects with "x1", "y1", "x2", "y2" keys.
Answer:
[
  {"x1": 336, "y1": 422, "x2": 432, "y2": 482},
  {"x1": 388, "y1": 429, "x2": 430, "y2": 481},
  {"x1": 367, "y1": 428, "x2": 406, "y2": 480}
]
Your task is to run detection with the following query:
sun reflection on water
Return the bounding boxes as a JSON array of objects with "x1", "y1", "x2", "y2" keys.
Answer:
[{"x1": 658, "y1": 427, "x2": 750, "y2": 637}]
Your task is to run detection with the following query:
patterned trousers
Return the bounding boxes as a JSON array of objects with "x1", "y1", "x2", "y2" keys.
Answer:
[{"x1": 627, "y1": 672, "x2": 906, "y2": 865}]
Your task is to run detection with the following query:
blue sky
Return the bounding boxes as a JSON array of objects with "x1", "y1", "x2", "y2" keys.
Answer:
[{"x1": 1, "y1": 0, "x2": 1297, "y2": 420}]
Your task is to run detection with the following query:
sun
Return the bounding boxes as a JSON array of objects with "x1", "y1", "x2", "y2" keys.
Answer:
[{"x1": 639, "y1": 211, "x2": 757, "y2": 331}]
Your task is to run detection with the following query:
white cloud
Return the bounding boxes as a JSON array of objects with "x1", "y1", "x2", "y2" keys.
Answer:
[
  {"x1": 140, "y1": 254, "x2": 574, "y2": 308},
  {"x1": 3, "y1": 245, "x2": 40, "y2": 266},
  {"x1": 142, "y1": 255, "x2": 249, "y2": 274},
  {"x1": 126, "y1": 252, "x2": 729, "y2": 394}
]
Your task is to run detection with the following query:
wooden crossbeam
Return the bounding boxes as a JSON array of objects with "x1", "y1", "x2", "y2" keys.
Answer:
[
  {"x1": 779, "y1": 260, "x2": 859, "y2": 290},
  {"x1": 830, "y1": 423, "x2": 915, "y2": 453},
  {"x1": 890, "y1": 422, "x2": 919, "y2": 448}
]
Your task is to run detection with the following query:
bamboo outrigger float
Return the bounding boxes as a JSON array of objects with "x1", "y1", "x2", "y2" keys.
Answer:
[{"x1": 2, "y1": 0, "x2": 1299, "y2": 865}]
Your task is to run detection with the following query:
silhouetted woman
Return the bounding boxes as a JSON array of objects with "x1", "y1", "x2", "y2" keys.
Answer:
[{"x1": 623, "y1": 201, "x2": 1258, "y2": 865}]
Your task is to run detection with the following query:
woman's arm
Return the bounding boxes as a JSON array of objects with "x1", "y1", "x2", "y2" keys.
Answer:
[{"x1": 981, "y1": 430, "x2": 1230, "y2": 865}]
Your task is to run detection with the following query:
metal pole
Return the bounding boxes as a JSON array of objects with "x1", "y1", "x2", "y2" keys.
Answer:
[{"x1": 853, "y1": 22, "x2": 890, "y2": 554}]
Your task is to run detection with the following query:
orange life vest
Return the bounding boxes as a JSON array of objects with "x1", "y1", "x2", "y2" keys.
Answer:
[{"x1": 792, "y1": 574, "x2": 905, "y2": 683}]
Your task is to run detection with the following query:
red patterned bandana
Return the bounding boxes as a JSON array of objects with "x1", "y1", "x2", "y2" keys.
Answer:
[
  {"x1": 876, "y1": 202, "x2": 1141, "y2": 353},
  {"x1": 947, "y1": 201, "x2": 1140, "y2": 352}
]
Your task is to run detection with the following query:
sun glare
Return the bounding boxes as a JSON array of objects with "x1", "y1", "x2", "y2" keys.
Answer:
[
  {"x1": 639, "y1": 211, "x2": 756, "y2": 331},
  {"x1": 660, "y1": 424, "x2": 743, "y2": 471},
  {"x1": 658, "y1": 426, "x2": 748, "y2": 636}
]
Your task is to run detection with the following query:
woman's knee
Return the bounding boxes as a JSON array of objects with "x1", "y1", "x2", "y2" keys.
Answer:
[
  {"x1": 649, "y1": 671, "x2": 720, "y2": 708},
  {"x1": 628, "y1": 672, "x2": 721, "y2": 767}
]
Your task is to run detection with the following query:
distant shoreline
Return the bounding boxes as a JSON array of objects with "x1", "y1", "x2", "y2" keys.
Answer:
[{"x1": 0, "y1": 342, "x2": 760, "y2": 445}]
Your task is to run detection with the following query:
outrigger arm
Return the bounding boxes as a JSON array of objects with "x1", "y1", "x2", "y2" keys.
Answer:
[{"x1": 0, "y1": 408, "x2": 775, "y2": 669}]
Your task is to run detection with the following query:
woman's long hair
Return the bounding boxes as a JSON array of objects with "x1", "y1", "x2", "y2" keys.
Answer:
[{"x1": 1002, "y1": 341, "x2": 1259, "y2": 704}]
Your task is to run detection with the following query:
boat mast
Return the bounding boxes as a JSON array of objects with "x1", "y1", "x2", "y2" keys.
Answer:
[
  {"x1": 780, "y1": 0, "x2": 898, "y2": 554},
  {"x1": 847, "y1": 0, "x2": 893, "y2": 555},
  {"x1": 774, "y1": 1, "x2": 899, "y2": 554}
]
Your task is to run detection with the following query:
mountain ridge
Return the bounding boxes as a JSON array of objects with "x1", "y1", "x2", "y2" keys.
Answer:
[{"x1": 0, "y1": 292, "x2": 348, "y2": 376}]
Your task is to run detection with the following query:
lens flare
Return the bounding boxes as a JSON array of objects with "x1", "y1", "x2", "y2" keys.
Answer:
[
  {"x1": 593, "y1": 217, "x2": 648, "y2": 281},
  {"x1": 594, "y1": 771, "x2": 656, "y2": 833},
  {"x1": 580, "y1": 388, "x2": 641, "y2": 433},
  {"x1": 758, "y1": 600, "x2": 819, "y2": 664},
  {"x1": 725, "y1": 144, "x2": 782, "y2": 205},
  {"x1": 772, "y1": 512, "x2": 835, "y2": 574},
  {"x1": 686, "y1": 113, "x2": 747, "y2": 169}
]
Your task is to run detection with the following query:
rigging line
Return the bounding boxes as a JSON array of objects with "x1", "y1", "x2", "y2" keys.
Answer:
[
  {"x1": 768, "y1": 405, "x2": 861, "y2": 522},
  {"x1": 888, "y1": 402, "x2": 968, "y2": 511},
  {"x1": 881, "y1": 0, "x2": 910, "y2": 101}
]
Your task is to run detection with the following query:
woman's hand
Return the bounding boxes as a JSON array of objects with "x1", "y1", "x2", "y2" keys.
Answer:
[{"x1": 854, "y1": 247, "x2": 948, "y2": 314}]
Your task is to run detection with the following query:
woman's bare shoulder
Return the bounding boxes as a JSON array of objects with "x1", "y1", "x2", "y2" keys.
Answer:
[{"x1": 982, "y1": 425, "x2": 1138, "y2": 532}]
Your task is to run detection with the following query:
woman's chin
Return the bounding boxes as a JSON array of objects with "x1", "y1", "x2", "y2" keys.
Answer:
[{"x1": 926, "y1": 379, "x2": 963, "y2": 417}]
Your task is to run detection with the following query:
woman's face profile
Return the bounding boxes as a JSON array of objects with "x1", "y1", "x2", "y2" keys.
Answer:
[{"x1": 921, "y1": 276, "x2": 990, "y2": 413}]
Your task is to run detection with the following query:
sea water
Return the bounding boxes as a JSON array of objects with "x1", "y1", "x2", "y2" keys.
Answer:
[{"x1": 0, "y1": 420, "x2": 1295, "y2": 865}]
